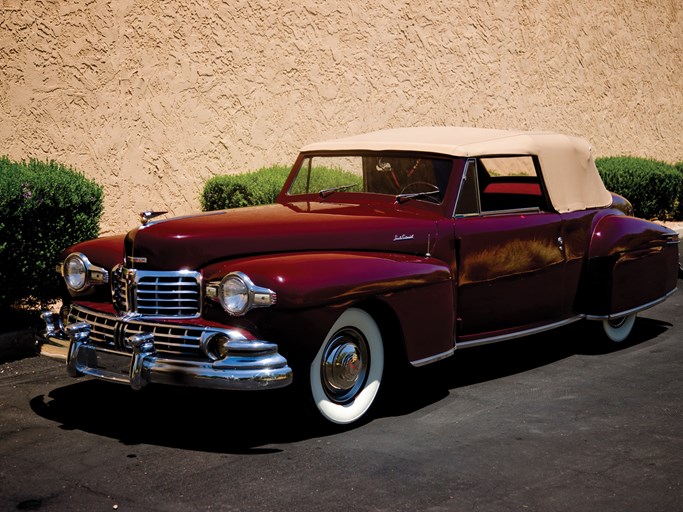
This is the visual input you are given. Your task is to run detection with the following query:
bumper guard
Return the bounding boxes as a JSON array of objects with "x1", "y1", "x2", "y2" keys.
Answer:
[{"x1": 36, "y1": 311, "x2": 293, "y2": 391}]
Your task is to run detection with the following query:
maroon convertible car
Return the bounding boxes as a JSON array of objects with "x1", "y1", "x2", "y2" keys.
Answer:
[{"x1": 37, "y1": 127, "x2": 680, "y2": 425}]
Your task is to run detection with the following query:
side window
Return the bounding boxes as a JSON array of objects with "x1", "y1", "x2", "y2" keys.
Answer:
[{"x1": 455, "y1": 156, "x2": 547, "y2": 216}]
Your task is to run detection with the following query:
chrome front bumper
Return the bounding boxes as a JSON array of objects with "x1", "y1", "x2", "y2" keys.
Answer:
[{"x1": 36, "y1": 311, "x2": 293, "y2": 391}]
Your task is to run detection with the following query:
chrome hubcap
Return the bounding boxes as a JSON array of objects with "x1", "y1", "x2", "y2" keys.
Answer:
[{"x1": 321, "y1": 328, "x2": 369, "y2": 404}]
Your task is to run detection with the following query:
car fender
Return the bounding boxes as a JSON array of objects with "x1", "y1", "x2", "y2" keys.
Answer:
[
  {"x1": 579, "y1": 215, "x2": 679, "y2": 316},
  {"x1": 204, "y1": 251, "x2": 452, "y2": 309},
  {"x1": 204, "y1": 252, "x2": 456, "y2": 365},
  {"x1": 61, "y1": 235, "x2": 126, "y2": 270},
  {"x1": 57, "y1": 235, "x2": 126, "y2": 301}
]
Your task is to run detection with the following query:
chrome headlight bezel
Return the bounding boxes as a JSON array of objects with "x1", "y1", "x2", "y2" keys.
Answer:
[
  {"x1": 208, "y1": 271, "x2": 277, "y2": 316},
  {"x1": 60, "y1": 252, "x2": 109, "y2": 293}
]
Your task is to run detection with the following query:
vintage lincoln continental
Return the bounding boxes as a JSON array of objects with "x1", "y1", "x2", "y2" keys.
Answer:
[{"x1": 36, "y1": 127, "x2": 680, "y2": 425}]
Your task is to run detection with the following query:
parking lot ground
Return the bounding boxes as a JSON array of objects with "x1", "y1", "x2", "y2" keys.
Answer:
[{"x1": 1, "y1": 287, "x2": 681, "y2": 512}]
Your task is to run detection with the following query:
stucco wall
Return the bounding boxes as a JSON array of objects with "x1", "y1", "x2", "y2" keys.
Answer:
[{"x1": 1, "y1": 0, "x2": 682, "y2": 234}]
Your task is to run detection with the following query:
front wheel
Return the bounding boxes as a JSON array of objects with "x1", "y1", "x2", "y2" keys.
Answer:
[
  {"x1": 602, "y1": 313, "x2": 637, "y2": 343},
  {"x1": 310, "y1": 308, "x2": 384, "y2": 425}
]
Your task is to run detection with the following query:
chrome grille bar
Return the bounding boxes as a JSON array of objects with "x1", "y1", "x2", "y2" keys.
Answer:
[
  {"x1": 111, "y1": 267, "x2": 202, "y2": 318},
  {"x1": 68, "y1": 304, "x2": 209, "y2": 358}
]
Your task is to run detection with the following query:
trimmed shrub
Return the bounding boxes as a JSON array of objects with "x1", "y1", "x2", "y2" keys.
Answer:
[
  {"x1": 201, "y1": 166, "x2": 291, "y2": 211},
  {"x1": 0, "y1": 157, "x2": 103, "y2": 308},
  {"x1": 287, "y1": 166, "x2": 363, "y2": 195},
  {"x1": 201, "y1": 165, "x2": 363, "y2": 211},
  {"x1": 596, "y1": 156, "x2": 682, "y2": 220},
  {"x1": 676, "y1": 161, "x2": 683, "y2": 219},
  {"x1": 204, "y1": 159, "x2": 683, "y2": 219}
]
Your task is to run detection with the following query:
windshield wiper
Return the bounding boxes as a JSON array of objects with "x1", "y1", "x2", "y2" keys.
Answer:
[
  {"x1": 319, "y1": 184, "x2": 356, "y2": 198},
  {"x1": 395, "y1": 190, "x2": 441, "y2": 204}
]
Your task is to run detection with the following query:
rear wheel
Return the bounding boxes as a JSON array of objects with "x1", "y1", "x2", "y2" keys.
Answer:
[
  {"x1": 310, "y1": 308, "x2": 384, "y2": 425},
  {"x1": 602, "y1": 313, "x2": 636, "y2": 343}
]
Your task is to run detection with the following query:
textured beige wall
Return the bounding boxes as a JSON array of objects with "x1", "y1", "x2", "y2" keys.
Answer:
[{"x1": 1, "y1": 0, "x2": 682, "y2": 234}]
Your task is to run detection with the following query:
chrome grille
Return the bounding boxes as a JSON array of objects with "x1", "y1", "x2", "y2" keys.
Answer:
[
  {"x1": 111, "y1": 267, "x2": 202, "y2": 318},
  {"x1": 69, "y1": 305, "x2": 206, "y2": 358},
  {"x1": 111, "y1": 265, "x2": 126, "y2": 312}
]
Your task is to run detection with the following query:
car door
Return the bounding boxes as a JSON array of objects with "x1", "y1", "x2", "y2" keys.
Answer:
[{"x1": 453, "y1": 157, "x2": 568, "y2": 340}]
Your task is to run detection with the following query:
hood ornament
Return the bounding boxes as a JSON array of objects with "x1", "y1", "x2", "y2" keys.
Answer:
[{"x1": 140, "y1": 210, "x2": 168, "y2": 226}]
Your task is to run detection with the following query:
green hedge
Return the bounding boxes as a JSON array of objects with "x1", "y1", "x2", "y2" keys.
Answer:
[
  {"x1": 205, "y1": 159, "x2": 683, "y2": 220},
  {"x1": 0, "y1": 157, "x2": 103, "y2": 308},
  {"x1": 201, "y1": 165, "x2": 363, "y2": 211},
  {"x1": 596, "y1": 156, "x2": 682, "y2": 220},
  {"x1": 201, "y1": 166, "x2": 291, "y2": 211},
  {"x1": 676, "y1": 161, "x2": 683, "y2": 219}
]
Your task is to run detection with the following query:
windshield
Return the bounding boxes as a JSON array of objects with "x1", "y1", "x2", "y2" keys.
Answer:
[{"x1": 287, "y1": 154, "x2": 454, "y2": 204}]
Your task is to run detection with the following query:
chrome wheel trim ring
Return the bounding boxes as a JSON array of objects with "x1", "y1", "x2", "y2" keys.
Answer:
[{"x1": 608, "y1": 317, "x2": 627, "y2": 329}]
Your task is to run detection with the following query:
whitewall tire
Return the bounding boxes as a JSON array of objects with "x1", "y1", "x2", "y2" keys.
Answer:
[
  {"x1": 602, "y1": 314, "x2": 636, "y2": 343},
  {"x1": 310, "y1": 308, "x2": 384, "y2": 425}
]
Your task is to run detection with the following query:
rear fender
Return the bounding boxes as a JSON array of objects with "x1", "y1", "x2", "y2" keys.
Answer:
[{"x1": 579, "y1": 215, "x2": 679, "y2": 317}]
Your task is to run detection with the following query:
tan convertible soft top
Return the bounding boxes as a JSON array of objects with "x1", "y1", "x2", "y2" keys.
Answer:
[{"x1": 301, "y1": 127, "x2": 613, "y2": 213}]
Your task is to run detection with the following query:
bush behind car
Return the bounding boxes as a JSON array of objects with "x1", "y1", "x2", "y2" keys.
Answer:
[
  {"x1": 596, "y1": 156, "x2": 682, "y2": 220},
  {"x1": 201, "y1": 165, "x2": 362, "y2": 211},
  {"x1": 675, "y1": 161, "x2": 683, "y2": 219},
  {"x1": 0, "y1": 157, "x2": 103, "y2": 308},
  {"x1": 201, "y1": 166, "x2": 291, "y2": 211},
  {"x1": 204, "y1": 159, "x2": 683, "y2": 221}
]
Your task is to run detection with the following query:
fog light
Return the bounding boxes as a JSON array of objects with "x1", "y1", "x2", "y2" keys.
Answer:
[{"x1": 206, "y1": 333, "x2": 232, "y2": 360}]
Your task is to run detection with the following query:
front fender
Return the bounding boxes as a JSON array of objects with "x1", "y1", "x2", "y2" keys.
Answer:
[
  {"x1": 204, "y1": 251, "x2": 455, "y2": 367},
  {"x1": 204, "y1": 251, "x2": 452, "y2": 309},
  {"x1": 58, "y1": 235, "x2": 126, "y2": 301},
  {"x1": 61, "y1": 235, "x2": 126, "y2": 270}
]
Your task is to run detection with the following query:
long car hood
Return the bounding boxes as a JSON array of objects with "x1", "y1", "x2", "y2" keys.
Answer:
[{"x1": 123, "y1": 202, "x2": 440, "y2": 271}]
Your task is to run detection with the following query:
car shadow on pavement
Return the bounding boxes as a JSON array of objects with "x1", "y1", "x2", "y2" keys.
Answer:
[
  {"x1": 376, "y1": 317, "x2": 671, "y2": 417},
  {"x1": 28, "y1": 317, "x2": 670, "y2": 453},
  {"x1": 29, "y1": 382, "x2": 321, "y2": 454}
]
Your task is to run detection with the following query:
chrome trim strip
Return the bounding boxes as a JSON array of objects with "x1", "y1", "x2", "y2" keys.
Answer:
[
  {"x1": 482, "y1": 206, "x2": 541, "y2": 216},
  {"x1": 456, "y1": 316, "x2": 586, "y2": 349},
  {"x1": 585, "y1": 288, "x2": 678, "y2": 321},
  {"x1": 410, "y1": 347, "x2": 455, "y2": 367}
]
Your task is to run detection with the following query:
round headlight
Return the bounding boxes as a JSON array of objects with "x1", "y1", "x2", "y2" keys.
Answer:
[
  {"x1": 64, "y1": 254, "x2": 88, "y2": 291},
  {"x1": 219, "y1": 274, "x2": 250, "y2": 316}
]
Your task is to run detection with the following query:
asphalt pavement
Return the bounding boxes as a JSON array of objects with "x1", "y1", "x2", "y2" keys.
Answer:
[{"x1": 0, "y1": 284, "x2": 681, "y2": 512}]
